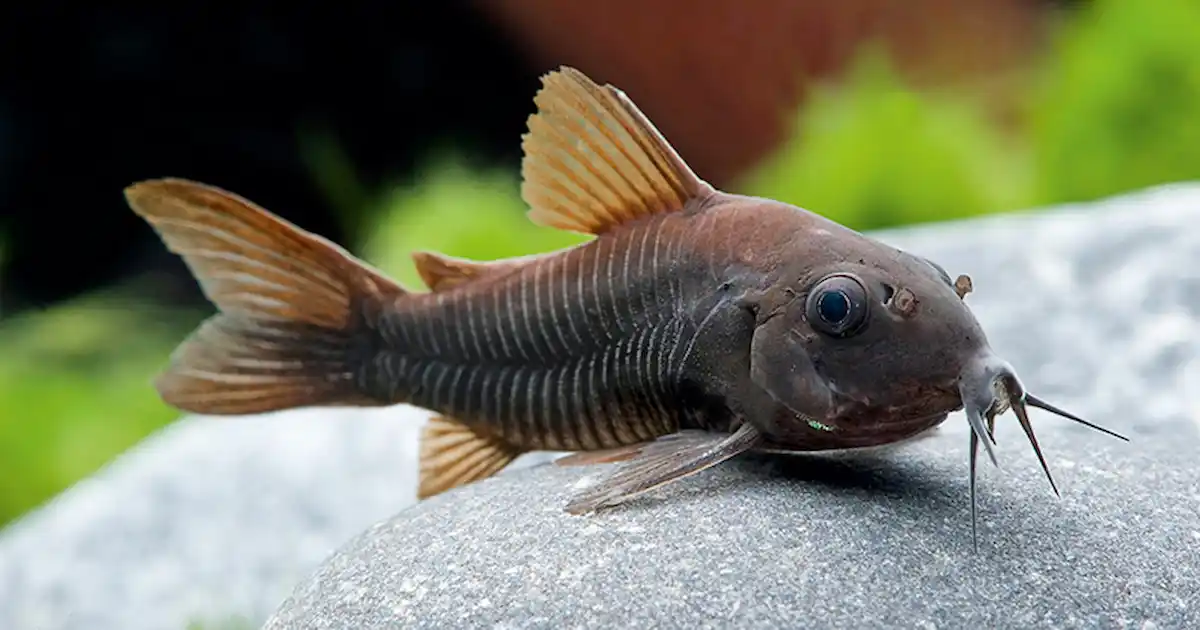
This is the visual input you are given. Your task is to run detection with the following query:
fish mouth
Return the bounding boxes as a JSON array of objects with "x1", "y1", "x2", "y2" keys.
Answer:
[{"x1": 957, "y1": 353, "x2": 1129, "y2": 550}]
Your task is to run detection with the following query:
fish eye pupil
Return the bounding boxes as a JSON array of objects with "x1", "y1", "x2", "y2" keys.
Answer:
[
  {"x1": 817, "y1": 290, "x2": 850, "y2": 324},
  {"x1": 805, "y1": 274, "x2": 869, "y2": 338}
]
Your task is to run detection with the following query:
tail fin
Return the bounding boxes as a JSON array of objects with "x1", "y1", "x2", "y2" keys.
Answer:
[{"x1": 124, "y1": 178, "x2": 406, "y2": 415}]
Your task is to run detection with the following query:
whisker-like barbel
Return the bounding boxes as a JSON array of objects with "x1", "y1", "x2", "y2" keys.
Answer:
[
  {"x1": 1026, "y1": 393, "x2": 1130, "y2": 442},
  {"x1": 1011, "y1": 396, "x2": 1059, "y2": 497},
  {"x1": 962, "y1": 367, "x2": 1127, "y2": 550}
]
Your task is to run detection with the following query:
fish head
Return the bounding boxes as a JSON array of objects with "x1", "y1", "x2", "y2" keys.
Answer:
[
  {"x1": 780, "y1": 248, "x2": 987, "y2": 429},
  {"x1": 745, "y1": 226, "x2": 1129, "y2": 550},
  {"x1": 750, "y1": 236, "x2": 1124, "y2": 453}
]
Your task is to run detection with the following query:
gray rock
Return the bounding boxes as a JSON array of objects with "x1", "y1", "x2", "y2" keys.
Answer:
[
  {"x1": 0, "y1": 406, "x2": 555, "y2": 630},
  {"x1": 266, "y1": 435, "x2": 1198, "y2": 629},
  {"x1": 3, "y1": 183, "x2": 1200, "y2": 630},
  {"x1": 266, "y1": 183, "x2": 1200, "y2": 629}
]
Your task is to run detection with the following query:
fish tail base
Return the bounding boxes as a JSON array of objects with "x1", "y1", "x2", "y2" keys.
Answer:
[{"x1": 153, "y1": 313, "x2": 381, "y2": 415}]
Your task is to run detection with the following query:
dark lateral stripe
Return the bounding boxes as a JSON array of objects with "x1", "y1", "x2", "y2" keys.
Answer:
[
  {"x1": 379, "y1": 322, "x2": 681, "y2": 452},
  {"x1": 554, "y1": 252, "x2": 586, "y2": 350},
  {"x1": 568, "y1": 355, "x2": 597, "y2": 450},
  {"x1": 464, "y1": 292, "x2": 494, "y2": 362},
  {"x1": 522, "y1": 367, "x2": 549, "y2": 449},
  {"x1": 622, "y1": 338, "x2": 656, "y2": 443},
  {"x1": 537, "y1": 363, "x2": 562, "y2": 450},
  {"x1": 606, "y1": 336, "x2": 630, "y2": 440},
  {"x1": 586, "y1": 237, "x2": 611, "y2": 343},
  {"x1": 477, "y1": 364, "x2": 501, "y2": 428},
  {"x1": 573, "y1": 352, "x2": 613, "y2": 450},
  {"x1": 495, "y1": 365, "x2": 518, "y2": 444},
  {"x1": 516, "y1": 271, "x2": 554, "y2": 363},
  {"x1": 494, "y1": 283, "x2": 518, "y2": 361},
  {"x1": 504, "y1": 365, "x2": 528, "y2": 447},
  {"x1": 640, "y1": 323, "x2": 670, "y2": 436}
]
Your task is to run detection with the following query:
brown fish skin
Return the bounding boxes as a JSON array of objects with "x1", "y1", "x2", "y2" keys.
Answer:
[
  {"x1": 373, "y1": 192, "x2": 978, "y2": 449},
  {"x1": 125, "y1": 66, "x2": 1126, "y2": 541}
]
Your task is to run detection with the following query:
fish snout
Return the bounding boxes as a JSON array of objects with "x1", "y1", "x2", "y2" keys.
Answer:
[
  {"x1": 952, "y1": 348, "x2": 1129, "y2": 547},
  {"x1": 956, "y1": 352, "x2": 1021, "y2": 461}
]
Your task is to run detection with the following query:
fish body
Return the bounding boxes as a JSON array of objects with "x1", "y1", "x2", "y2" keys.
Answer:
[
  {"x1": 373, "y1": 196, "x2": 964, "y2": 450},
  {"x1": 126, "y1": 67, "x2": 1125, "y2": 542}
]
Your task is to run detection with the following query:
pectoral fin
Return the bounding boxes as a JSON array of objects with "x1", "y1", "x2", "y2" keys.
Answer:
[
  {"x1": 563, "y1": 424, "x2": 762, "y2": 515},
  {"x1": 553, "y1": 443, "x2": 648, "y2": 467},
  {"x1": 418, "y1": 416, "x2": 524, "y2": 499}
]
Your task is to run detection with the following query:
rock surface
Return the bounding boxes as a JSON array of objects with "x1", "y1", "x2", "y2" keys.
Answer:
[
  {"x1": 2, "y1": 183, "x2": 1199, "y2": 630},
  {"x1": 266, "y1": 183, "x2": 1200, "y2": 629},
  {"x1": 0, "y1": 406, "x2": 555, "y2": 630},
  {"x1": 266, "y1": 434, "x2": 1198, "y2": 629}
]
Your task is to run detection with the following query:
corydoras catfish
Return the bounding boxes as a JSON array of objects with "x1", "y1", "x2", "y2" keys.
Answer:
[{"x1": 124, "y1": 66, "x2": 1126, "y2": 546}]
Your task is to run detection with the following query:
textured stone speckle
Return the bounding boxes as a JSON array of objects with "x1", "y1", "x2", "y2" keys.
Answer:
[{"x1": 265, "y1": 435, "x2": 1199, "y2": 628}]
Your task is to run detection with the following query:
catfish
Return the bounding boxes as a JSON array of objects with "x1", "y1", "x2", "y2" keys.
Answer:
[{"x1": 124, "y1": 66, "x2": 1126, "y2": 546}]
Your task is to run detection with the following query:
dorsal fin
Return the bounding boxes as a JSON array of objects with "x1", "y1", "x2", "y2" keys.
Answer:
[
  {"x1": 411, "y1": 250, "x2": 548, "y2": 292},
  {"x1": 520, "y1": 66, "x2": 714, "y2": 235},
  {"x1": 417, "y1": 415, "x2": 524, "y2": 499}
]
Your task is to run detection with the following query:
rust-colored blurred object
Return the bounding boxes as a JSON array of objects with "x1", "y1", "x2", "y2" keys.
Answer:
[{"x1": 479, "y1": 0, "x2": 1046, "y2": 187}]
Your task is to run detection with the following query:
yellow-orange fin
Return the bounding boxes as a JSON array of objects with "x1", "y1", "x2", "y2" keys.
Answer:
[
  {"x1": 124, "y1": 178, "x2": 404, "y2": 415},
  {"x1": 411, "y1": 250, "x2": 547, "y2": 292},
  {"x1": 520, "y1": 66, "x2": 714, "y2": 235},
  {"x1": 418, "y1": 415, "x2": 524, "y2": 499}
]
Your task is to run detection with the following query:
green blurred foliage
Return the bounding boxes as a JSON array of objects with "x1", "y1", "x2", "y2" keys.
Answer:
[
  {"x1": 739, "y1": 0, "x2": 1200, "y2": 224},
  {"x1": 0, "y1": 293, "x2": 194, "y2": 524},
  {"x1": 738, "y1": 50, "x2": 1032, "y2": 230},
  {"x1": 1029, "y1": 0, "x2": 1200, "y2": 204},
  {"x1": 2, "y1": 0, "x2": 1200, "y2": 528},
  {"x1": 360, "y1": 154, "x2": 590, "y2": 285}
]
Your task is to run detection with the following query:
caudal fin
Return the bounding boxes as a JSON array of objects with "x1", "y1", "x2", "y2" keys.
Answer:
[{"x1": 125, "y1": 178, "x2": 406, "y2": 415}]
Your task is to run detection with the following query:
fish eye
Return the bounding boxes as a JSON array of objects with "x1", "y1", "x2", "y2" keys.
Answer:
[{"x1": 806, "y1": 274, "x2": 869, "y2": 338}]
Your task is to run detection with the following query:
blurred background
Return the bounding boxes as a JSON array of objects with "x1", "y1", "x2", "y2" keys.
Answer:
[{"x1": 1, "y1": 0, "x2": 1198, "y2": 529}]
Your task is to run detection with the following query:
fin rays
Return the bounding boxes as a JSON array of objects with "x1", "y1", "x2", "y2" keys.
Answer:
[
  {"x1": 418, "y1": 416, "x2": 524, "y2": 499},
  {"x1": 124, "y1": 178, "x2": 403, "y2": 414},
  {"x1": 564, "y1": 425, "x2": 762, "y2": 514},
  {"x1": 521, "y1": 66, "x2": 712, "y2": 235}
]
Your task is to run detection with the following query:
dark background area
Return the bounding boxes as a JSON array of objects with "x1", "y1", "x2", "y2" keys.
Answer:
[
  {"x1": 0, "y1": 2, "x2": 538, "y2": 315},
  {"x1": 0, "y1": 0, "x2": 1069, "y2": 317}
]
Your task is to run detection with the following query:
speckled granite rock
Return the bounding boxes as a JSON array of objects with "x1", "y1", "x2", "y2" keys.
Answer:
[
  {"x1": 266, "y1": 183, "x2": 1200, "y2": 629},
  {"x1": 265, "y1": 430, "x2": 1198, "y2": 629},
  {"x1": 3, "y1": 183, "x2": 1200, "y2": 630}
]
